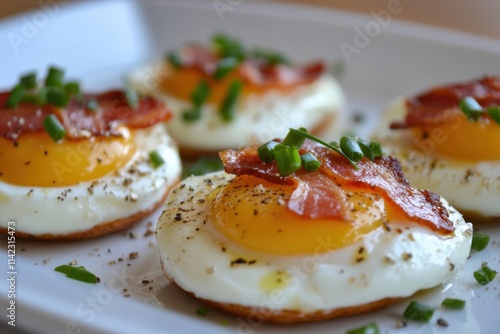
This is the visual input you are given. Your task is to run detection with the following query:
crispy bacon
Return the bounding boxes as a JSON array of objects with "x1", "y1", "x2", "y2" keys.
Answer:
[
  {"x1": 0, "y1": 90, "x2": 171, "y2": 140},
  {"x1": 220, "y1": 141, "x2": 454, "y2": 234},
  {"x1": 177, "y1": 44, "x2": 325, "y2": 87},
  {"x1": 391, "y1": 76, "x2": 500, "y2": 129}
]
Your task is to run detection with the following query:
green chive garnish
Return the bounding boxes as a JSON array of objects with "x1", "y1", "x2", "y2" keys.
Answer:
[
  {"x1": 441, "y1": 298, "x2": 465, "y2": 310},
  {"x1": 220, "y1": 80, "x2": 242, "y2": 121},
  {"x1": 149, "y1": 150, "x2": 165, "y2": 169},
  {"x1": 86, "y1": 99, "x2": 99, "y2": 111},
  {"x1": 65, "y1": 82, "x2": 80, "y2": 96},
  {"x1": 257, "y1": 141, "x2": 279, "y2": 163},
  {"x1": 487, "y1": 106, "x2": 500, "y2": 124},
  {"x1": 45, "y1": 66, "x2": 65, "y2": 87},
  {"x1": 251, "y1": 49, "x2": 289, "y2": 65},
  {"x1": 474, "y1": 265, "x2": 497, "y2": 285},
  {"x1": 196, "y1": 306, "x2": 209, "y2": 316},
  {"x1": 345, "y1": 322, "x2": 380, "y2": 334},
  {"x1": 357, "y1": 138, "x2": 382, "y2": 161},
  {"x1": 459, "y1": 96, "x2": 483, "y2": 121},
  {"x1": 273, "y1": 144, "x2": 302, "y2": 176},
  {"x1": 5, "y1": 84, "x2": 25, "y2": 108},
  {"x1": 55, "y1": 265, "x2": 98, "y2": 284},
  {"x1": 182, "y1": 109, "x2": 201, "y2": 122},
  {"x1": 214, "y1": 57, "x2": 239, "y2": 80},
  {"x1": 46, "y1": 87, "x2": 69, "y2": 107},
  {"x1": 471, "y1": 233, "x2": 490, "y2": 251},
  {"x1": 283, "y1": 127, "x2": 307, "y2": 147},
  {"x1": 191, "y1": 81, "x2": 211, "y2": 108},
  {"x1": 167, "y1": 51, "x2": 183, "y2": 69},
  {"x1": 182, "y1": 156, "x2": 224, "y2": 179},
  {"x1": 403, "y1": 301, "x2": 435, "y2": 322},
  {"x1": 20, "y1": 72, "x2": 37, "y2": 89},
  {"x1": 340, "y1": 136, "x2": 364, "y2": 162},
  {"x1": 301, "y1": 152, "x2": 320, "y2": 172},
  {"x1": 212, "y1": 34, "x2": 245, "y2": 60},
  {"x1": 43, "y1": 114, "x2": 66, "y2": 142}
]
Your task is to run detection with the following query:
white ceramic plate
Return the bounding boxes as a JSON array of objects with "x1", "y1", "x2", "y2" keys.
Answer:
[{"x1": 1, "y1": 1, "x2": 499, "y2": 333}]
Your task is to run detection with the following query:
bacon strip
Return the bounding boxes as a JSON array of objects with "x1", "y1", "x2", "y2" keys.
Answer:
[
  {"x1": 0, "y1": 90, "x2": 171, "y2": 140},
  {"x1": 391, "y1": 76, "x2": 500, "y2": 129},
  {"x1": 220, "y1": 141, "x2": 454, "y2": 234}
]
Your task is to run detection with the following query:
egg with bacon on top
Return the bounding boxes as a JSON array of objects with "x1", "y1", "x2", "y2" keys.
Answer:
[
  {"x1": 376, "y1": 76, "x2": 500, "y2": 220},
  {"x1": 129, "y1": 34, "x2": 346, "y2": 157},
  {"x1": 0, "y1": 66, "x2": 181, "y2": 239},
  {"x1": 156, "y1": 128, "x2": 471, "y2": 323}
]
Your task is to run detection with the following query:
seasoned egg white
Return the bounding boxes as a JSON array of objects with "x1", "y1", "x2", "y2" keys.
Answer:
[
  {"x1": 129, "y1": 62, "x2": 346, "y2": 151},
  {"x1": 376, "y1": 98, "x2": 500, "y2": 218},
  {"x1": 0, "y1": 124, "x2": 181, "y2": 236},
  {"x1": 157, "y1": 171, "x2": 472, "y2": 314}
]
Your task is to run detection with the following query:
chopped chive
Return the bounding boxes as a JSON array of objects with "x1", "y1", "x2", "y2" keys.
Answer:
[
  {"x1": 20, "y1": 72, "x2": 37, "y2": 89},
  {"x1": 37, "y1": 87, "x2": 48, "y2": 105},
  {"x1": 212, "y1": 34, "x2": 245, "y2": 60},
  {"x1": 19, "y1": 93, "x2": 41, "y2": 105},
  {"x1": 283, "y1": 127, "x2": 307, "y2": 147},
  {"x1": 357, "y1": 138, "x2": 382, "y2": 161},
  {"x1": 86, "y1": 99, "x2": 99, "y2": 111},
  {"x1": 65, "y1": 81, "x2": 80, "y2": 96},
  {"x1": 191, "y1": 81, "x2": 211, "y2": 108},
  {"x1": 345, "y1": 322, "x2": 380, "y2": 334},
  {"x1": 220, "y1": 80, "x2": 242, "y2": 121},
  {"x1": 214, "y1": 57, "x2": 239, "y2": 80},
  {"x1": 487, "y1": 106, "x2": 500, "y2": 124},
  {"x1": 474, "y1": 265, "x2": 497, "y2": 285},
  {"x1": 182, "y1": 156, "x2": 223, "y2": 179},
  {"x1": 149, "y1": 150, "x2": 165, "y2": 169},
  {"x1": 54, "y1": 265, "x2": 97, "y2": 284},
  {"x1": 43, "y1": 114, "x2": 66, "y2": 142},
  {"x1": 251, "y1": 49, "x2": 289, "y2": 65},
  {"x1": 196, "y1": 306, "x2": 209, "y2": 316},
  {"x1": 441, "y1": 298, "x2": 465, "y2": 310},
  {"x1": 459, "y1": 96, "x2": 483, "y2": 121},
  {"x1": 301, "y1": 152, "x2": 320, "y2": 172},
  {"x1": 340, "y1": 136, "x2": 364, "y2": 162},
  {"x1": 182, "y1": 108, "x2": 201, "y2": 122},
  {"x1": 471, "y1": 233, "x2": 490, "y2": 251},
  {"x1": 45, "y1": 66, "x2": 65, "y2": 87},
  {"x1": 46, "y1": 87, "x2": 69, "y2": 107},
  {"x1": 167, "y1": 51, "x2": 183, "y2": 69},
  {"x1": 369, "y1": 140, "x2": 382, "y2": 158},
  {"x1": 403, "y1": 301, "x2": 435, "y2": 322},
  {"x1": 5, "y1": 84, "x2": 25, "y2": 108},
  {"x1": 273, "y1": 144, "x2": 302, "y2": 177},
  {"x1": 257, "y1": 140, "x2": 279, "y2": 163}
]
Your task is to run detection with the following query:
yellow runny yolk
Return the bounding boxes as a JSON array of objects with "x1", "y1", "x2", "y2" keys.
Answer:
[
  {"x1": 210, "y1": 175, "x2": 385, "y2": 255},
  {"x1": 412, "y1": 112, "x2": 500, "y2": 161},
  {"x1": 0, "y1": 130, "x2": 136, "y2": 187}
]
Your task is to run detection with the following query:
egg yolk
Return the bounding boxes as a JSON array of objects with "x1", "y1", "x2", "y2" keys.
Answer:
[
  {"x1": 211, "y1": 175, "x2": 385, "y2": 255},
  {"x1": 413, "y1": 113, "x2": 500, "y2": 162},
  {"x1": 0, "y1": 130, "x2": 136, "y2": 187},
  {"x1": 160, "y1": 67, "x2": 296, "y2": 106}
]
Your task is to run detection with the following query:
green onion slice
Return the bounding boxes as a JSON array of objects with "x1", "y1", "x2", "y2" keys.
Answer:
[
  {"x1": 149, "y1": 150, "x2": 165, "y2": 169},
  {"x1": 403, "y1": 301, "x2": 435, "y2": 322},
  {"x1": 283, "y1": 127, "x2": 308, "y2": 147},
  {"x1": 54, "y1": 265, "x2": 98, "y2": 284},
  {"x1": 46, "y1": 87, "x2": 69, "y2": 107},
  {"x1": 459, "y1": 96, "x2": 483, "y2": 121},
  {"x1": 214, "y1": 57, "x2": 239, "y2": 80},
  {"x1": 167, "y1": 51, "x2": 183, "y2": 69},
  {"x1": 45, "y1": 66, "x2": 65, "y2": 87},
  {"x1": 5, "y1": 84, "x2": 25, "y2": 108},
  {"x1": 345, "y1": 322, "x2": 380, "y2": 334},
  {"x1": 43, "y1": 114, "x2": 66, "y2": 142},
  {"x1": 474, "y1": 265, "x2": 497, "y2": 285},
  {"x1": 441, "y1": 298, "x2": 465, "y2": 309},
  {"x1": 65, "y1": 81, "x2": 80, "y2": 96},
  {"x1": 212, "y1": 34, "x2": 245, "y2": 60},
  {"x1": 273, "y1": 144, "x2": 302, "y2": 176},
  {"x1": 191, "y1": 81, "x2": 211, "y2": 108},
  {"x1": 487, "y1": 106, "x2": 500, "y2": 124},
  {"x1": 196, "y1": 306, "x2": 209, "y2": 316},
  {"x1": 220, "y1": 80, "x2": 242, "y2": 121},
  {"x1": 182, "y1": 108, "x2": 201, "y2": 122},
  {"x1": 471, "y1": 233, "x2": 490, "y2": 251},
  {"x1": 340, "y1": 136, "x2": 364, "y2": 162},
  {"x1": 301, "y1": 152, "x2": 321, "y2": 172},
  {"x1": 257, "y1": 141, "x2": 279, "y2": 163},
  {"x1": 20, "y1": 72, "x2": 37, "y2": 89},
  {"x1": 357, "y1": 138, "x2": 382, "y2": 161}
]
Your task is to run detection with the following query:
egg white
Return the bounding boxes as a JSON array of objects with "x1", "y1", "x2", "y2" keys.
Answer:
[
  {"x1": 0, "y1": 124, "x2": 181, "y2": 236},
  {"x1": 157, "y1": 171, "x2": 472, "y2": 314},
  {"x1": 129, "y1": 61, "x2": 346, "y2": 151},
  {"x1": 375, "y1": 98, "x2": 500, "y2": 218}
]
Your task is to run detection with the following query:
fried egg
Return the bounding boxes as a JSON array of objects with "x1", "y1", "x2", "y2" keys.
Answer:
[
  {"x1": 129, "y1": 37, "x2": 345, "y2": 156},
  {"x1": 375, "y1": 76, "x2": 500, "y2": 219},
  {"x1": 0, "y1": 124, "x2": 181, "y2": 238},
  {"x1": 157, "y1": 170, "x2": 471, "y2": 323}
]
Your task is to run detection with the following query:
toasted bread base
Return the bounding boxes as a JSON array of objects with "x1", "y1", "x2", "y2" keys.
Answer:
[{"x1": 0, "y1": 177, "x2": 179, "y2": 240}]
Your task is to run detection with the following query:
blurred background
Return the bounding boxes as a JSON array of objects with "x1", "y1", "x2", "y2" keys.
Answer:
[{"x1": 1, "y1": 0, "x2": 500, "y2": 39}]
